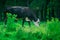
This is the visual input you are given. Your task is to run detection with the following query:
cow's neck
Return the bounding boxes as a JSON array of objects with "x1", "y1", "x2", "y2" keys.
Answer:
[{"x1": 33, "y1": 16, "x2": 38, "y2": 22}]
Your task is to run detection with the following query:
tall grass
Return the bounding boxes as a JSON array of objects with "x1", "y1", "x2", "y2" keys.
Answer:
[{"x1": 0, "y1": 13, "x2": 60, "y2": 40}]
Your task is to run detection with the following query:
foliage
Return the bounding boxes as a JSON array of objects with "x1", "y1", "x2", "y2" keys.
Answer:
[
  {"x1": 46, "y1": 18, "x2": 60, "y2": 40},
  {"x1": 0, "y1": 13, "x2": 60, "y2": 40}
]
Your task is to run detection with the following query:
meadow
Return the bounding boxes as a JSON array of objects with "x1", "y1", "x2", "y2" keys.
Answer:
[{"x1": 0, "y1": 13, "x2": 60, "y2": 40}]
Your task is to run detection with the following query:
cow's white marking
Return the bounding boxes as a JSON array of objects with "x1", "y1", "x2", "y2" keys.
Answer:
[
  {"x1": 34, "y1": 22, "x2": 39, "y2": 27},
  {"x1": 25, "y1": 17, "x2": 30, "y2": 21},
  {"x1": 33, "y1": 19, "x2": 40, "y2": 27},
  {"x1": 37, "y1": 19, "x2": 40, "y2": 22}
]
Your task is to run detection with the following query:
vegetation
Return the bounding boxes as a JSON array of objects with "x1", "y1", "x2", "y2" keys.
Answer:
[
  {"x1": 0, "y1": 0, "x2": 60, "y2": 40},
  {"x1": 0, "y1": 13, "x2": 60, "y2": 40}
]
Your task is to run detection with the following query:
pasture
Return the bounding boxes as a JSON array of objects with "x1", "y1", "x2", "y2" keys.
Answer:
[{"x1": 0, "y1": 13, "x2": 60, "y2": 40}]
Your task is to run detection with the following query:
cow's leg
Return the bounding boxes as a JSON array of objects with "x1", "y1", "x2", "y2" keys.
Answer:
[
  {"x1": 4, "y1": 17, "x2": 7, "y2": 27},
  {"x1": 4, "y1": 18, "x2": 7, "y2": 24},
  {"x1": 22, "y1": 19, "x2": 25, "y2": 27},
  {"x1": 28, "y1": 21, "x2": 31, "y2": 27},
  {"x1": 3, "y1": 12, "x2": 7, "y2": 24},
  {"x1": 3, "y1": 13, "x2": 7, "y2": 27}
]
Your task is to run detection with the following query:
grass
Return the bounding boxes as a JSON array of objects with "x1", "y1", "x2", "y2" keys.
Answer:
[
  {"x1": 0, "y1": 13, "x2": 60, "y2": 40},
  {"x1": 0, "y1": 20, "x2": 48, "y2": 40}
]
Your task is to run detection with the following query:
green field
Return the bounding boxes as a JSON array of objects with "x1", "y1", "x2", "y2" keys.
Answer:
[{"x1": 0, "y1": 14, "x2": 60, "y2": 40}]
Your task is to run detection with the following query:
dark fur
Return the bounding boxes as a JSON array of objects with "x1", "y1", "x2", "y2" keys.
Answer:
[{"x1": 4, "y1": 6, "x2": 38, "y2": 27}]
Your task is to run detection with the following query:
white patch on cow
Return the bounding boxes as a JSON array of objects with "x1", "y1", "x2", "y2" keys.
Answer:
[
  {"x1": 33, "y1": 22, "x2": 39, "y2": 27},
  {"x1": 37, "y1": 19, "x2": 40, "y2": 22},
  {"x1": 33, "y1": 19, "x2": 40, "y2": 27},
  {"x1": 25, "y1": 17, "x2": 30, "y2": 21}
]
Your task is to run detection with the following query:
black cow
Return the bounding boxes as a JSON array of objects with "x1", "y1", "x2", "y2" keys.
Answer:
[{"x1": 3, "y1": 6, "x2": 40, "y2": 27}]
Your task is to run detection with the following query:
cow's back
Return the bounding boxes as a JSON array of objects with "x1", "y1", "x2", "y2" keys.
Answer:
[{"x1": 4, "y1": 6, "x2": 32, "y2": 18}]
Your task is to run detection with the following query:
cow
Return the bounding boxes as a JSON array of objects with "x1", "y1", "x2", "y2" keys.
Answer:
[{"x1": 3, "y1": 6, "x2": 40, "y2": 27}]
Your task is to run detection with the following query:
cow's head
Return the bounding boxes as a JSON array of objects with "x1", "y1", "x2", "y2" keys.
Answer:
[
  {"x1": 33, "y1": 18, "x2": 40, "y2": 27},
  {"x1": 25, "y1": 17, "x2": 40, "y2": 27}
]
